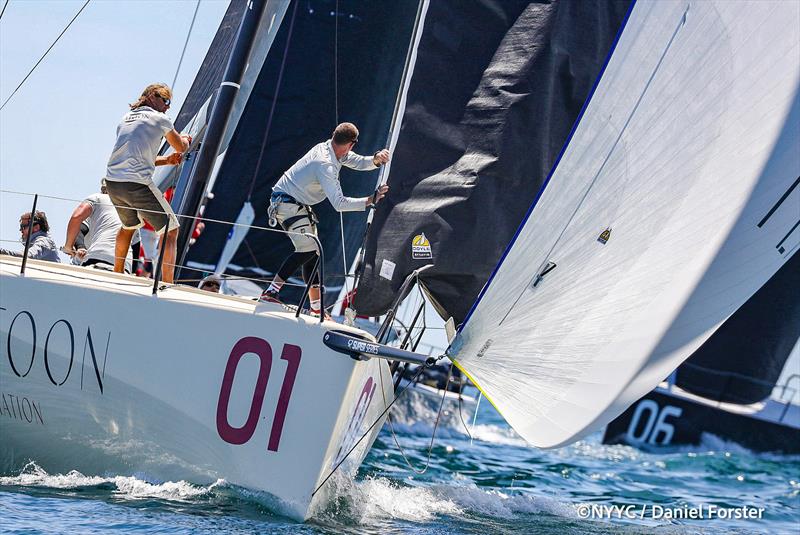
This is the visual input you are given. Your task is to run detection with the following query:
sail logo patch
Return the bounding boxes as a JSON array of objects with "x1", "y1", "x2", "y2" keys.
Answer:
[
  {"x1": 411, "y1": 233, "x2": 433, "y2": 259},
  {"x1": 597, "y1": 227, "x2": 611, "y2": 245}
]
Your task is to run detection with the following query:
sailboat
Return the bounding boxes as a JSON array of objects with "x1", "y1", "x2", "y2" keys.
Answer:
[
  {"x1": 2, "y1": 0, "x2": 799, "y2": 523},
  {"x1": 603, "y1": 250, "x2": 800, "y2": 453},
  {"x1": 354, "y1": 0, "x2": 800, "y2": 449},
  {"x1": 0, "y1": 0, "x2": 402, "y2": 521}
]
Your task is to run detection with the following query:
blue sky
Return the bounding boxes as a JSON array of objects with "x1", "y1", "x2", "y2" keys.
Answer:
[{"x1": 0, "y1": 0, "x2": 229, "y2": 253}]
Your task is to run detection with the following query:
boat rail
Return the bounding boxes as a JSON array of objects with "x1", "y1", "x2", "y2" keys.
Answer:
[
  {"x1": 1, "y1": 189, "x2": 329, "y2": 322},
  {"x1": 671, "y1": 362, "x2": 799, "y2": 422}
]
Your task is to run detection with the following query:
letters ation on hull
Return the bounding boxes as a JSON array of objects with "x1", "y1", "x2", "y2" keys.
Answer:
[
  {"x1": 216, "y1": 336, "x2": 302, "y2": 452},
  {"x1": 1, "y1": 306, "x2": 111, "y2": 426}
]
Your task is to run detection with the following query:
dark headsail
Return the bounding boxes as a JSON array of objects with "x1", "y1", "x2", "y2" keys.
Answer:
[
  {"x1": 675, "y1": 249, "x2": 800, "y2": 404},
  {"x1": 354, "y1": 0, "x2": 633, "y2": 324},
  {"x1": 183, "y1": 0, "x2": 419, "y2": 300}
]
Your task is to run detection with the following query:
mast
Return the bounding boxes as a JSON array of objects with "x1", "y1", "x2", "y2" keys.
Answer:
[{"x1": 174, "y1": 0, "x2": 269, "y2": 270}]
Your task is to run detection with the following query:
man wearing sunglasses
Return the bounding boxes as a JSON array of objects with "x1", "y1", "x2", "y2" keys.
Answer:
[
  {"x1": 0, "y1": 211, "x2": 60, "y2": 262},
  {"x1": 261, "y1": 122, "x2": 390, "y2": 318},
  {"x1": 104, "y1": 83, "x2": 191, "y2": 283}
]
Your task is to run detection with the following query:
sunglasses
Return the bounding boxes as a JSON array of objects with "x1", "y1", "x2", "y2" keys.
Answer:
[
  {"x1": 201, "y1": 282, "x2": 220, "y2": 289},
  {"x1": 19, "y1": 221, "x2": 31, "y2": 231},
  {"x1": 158, "y1": 95, "x2": 171, "y2": 106}
]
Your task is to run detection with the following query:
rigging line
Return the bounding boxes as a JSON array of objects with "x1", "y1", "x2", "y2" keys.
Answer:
[
  {"x1": 0, "y1": 0, "x2": 90, "y2": 112},
  {"x1": 246, "y1": 0, "x2": 299, "y2": 199},
  {"x1": 333, "y1": 1, "x2": 350, "y2": 300},
  {"x1": 241, "y1": 238, "x2": 264, "y2": 272},
  {"x1": 339, "y1": 212, "x2": 349, "y2": 299},
  {"x1": 334, "y1": 0, "x2": 339, "y2": 126},
  {"x1": 469, "y1": 392, "x2": 482, "y2": 446},
  {"x1": 498, "y1": 6, "x2": 690, "y2": 326},
  {"x1": 0, "y1": 0, "x2": 9, "y2": 21},
  {"x1": 456, "y1": 372, "x2": 473, "y2": 441},
  {"x1": 311, "y1": 364, "x2": 429, "y2": 497},
  {"x1": 171, "y1": 0, "x2": 201, "y2": 92},
  {"x1": 387, "y1": 365, "x2": 452, "y2": 474}
]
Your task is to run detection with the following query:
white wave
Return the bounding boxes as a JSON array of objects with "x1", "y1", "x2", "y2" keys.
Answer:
[
  {"x1": 0, "y1": 462, "x2": 108, "y2": 488},
  {"x1": 0, "y1": 461, "x2": 222, "y2": 502},
  {"x1": 317, "y1": 474, "x2": 575, "y2": 525},
  {"x1": 468, "y1": 423, "x2": 530, "y2": 447}
]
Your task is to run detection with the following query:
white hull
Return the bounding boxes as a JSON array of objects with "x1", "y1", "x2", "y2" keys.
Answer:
[{"x1": 0, "y1": 257, "x2": 393, "y2": 520}]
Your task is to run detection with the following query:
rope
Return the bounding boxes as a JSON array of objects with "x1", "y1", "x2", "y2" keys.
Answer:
[
  {"x1": 470, "y1": 392, "x2": 482, "y2": 446},
  {"x1": 171, "y1": 0, "x2": 201, "y2": 92},
  {"x1": 332, "y1": 0, "x2": 351, "y2": 304},
  {"x1": 386, "y1": 365, "x2": 452, "y2": 474},
  {"x1": 311, "y1": 363, "x2": 430, "y2": 497},
  {"x1": 334, "y1": 0, "x2": 339, "y2": 126},
  {"x1": 0, "y1": 189, "x2": 302, "y2": 237},
  {"x1": 456, "y1": 373, "x2": 474, "y2": 441},
  {"x1": 0, "y1": 0, "x2": 9, "y2": 21},
  {"x1": 0, "y1": 0, "x2": 90, "y2": 112}
]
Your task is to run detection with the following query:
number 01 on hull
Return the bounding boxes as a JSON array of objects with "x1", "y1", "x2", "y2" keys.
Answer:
[{"x1": 0, "y1": 256, "x2": 393, "y2": 521}]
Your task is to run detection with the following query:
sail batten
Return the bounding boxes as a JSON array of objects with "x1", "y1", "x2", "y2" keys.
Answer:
[{"x1": 451, "y1": 0, "x2": 800, "y2": 447}]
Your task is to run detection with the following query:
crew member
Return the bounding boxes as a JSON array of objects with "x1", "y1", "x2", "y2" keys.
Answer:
[
  {"x1": 0, "y1": 211, "x2": 60, "y2": 262},
  {"x1": 103, "y1": 83, "x2": 190, "y2": 283},
  {"x1": 261, "y1": 122, "x2": 389, "y2": 317},
  {"x1": 63, "y1": 180, "x2": 138, "y2": 272}
]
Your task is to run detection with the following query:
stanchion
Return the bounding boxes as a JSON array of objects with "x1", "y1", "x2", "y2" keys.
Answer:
[{"x1": 20, "y1": 194, "x2": 38, "y2": 275}]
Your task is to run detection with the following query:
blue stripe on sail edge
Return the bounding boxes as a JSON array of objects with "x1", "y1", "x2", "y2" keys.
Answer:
[{"x1": 454, "y1": 0, "x2": 639, "y2": 338}]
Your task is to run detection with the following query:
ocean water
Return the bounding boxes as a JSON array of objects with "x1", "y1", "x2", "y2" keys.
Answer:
[{"x1": 1, "y1": 391, "x2": 798, "y2": 534}]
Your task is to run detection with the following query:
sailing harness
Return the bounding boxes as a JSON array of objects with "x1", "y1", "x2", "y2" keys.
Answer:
[{"x1": 268, "y1": 191, "x2": 319, "y2": 231}]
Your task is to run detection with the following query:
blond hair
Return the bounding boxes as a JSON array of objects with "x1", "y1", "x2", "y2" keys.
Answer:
[{"x1": 130, "y1": 83, "x2": 172, "y2": 110}]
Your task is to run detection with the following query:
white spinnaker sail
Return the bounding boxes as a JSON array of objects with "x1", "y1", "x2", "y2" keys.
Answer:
[{"x1": 450, "y1": 0, "x2": 800, "y2": 448}]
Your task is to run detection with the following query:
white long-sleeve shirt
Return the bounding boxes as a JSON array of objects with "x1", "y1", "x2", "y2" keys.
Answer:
[{"x1": 273, "y1": 140, "x2": 377, "y2": 211}]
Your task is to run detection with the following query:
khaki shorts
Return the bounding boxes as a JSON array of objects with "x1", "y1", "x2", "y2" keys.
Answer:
[
  {"x1": 105, "y1": 181, "x2": 180, "y2": 234},
  {"x1": 274, "y1": 201, "x2": 319, "y2": 253}
]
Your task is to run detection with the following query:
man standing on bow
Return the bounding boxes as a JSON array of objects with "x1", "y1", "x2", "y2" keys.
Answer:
[
  {"x1": 261, "y1": 122, "x2": 389, "y2": 317},
  {"x1": 104, "y1": 83, "x2": 190, "y2": 283}
]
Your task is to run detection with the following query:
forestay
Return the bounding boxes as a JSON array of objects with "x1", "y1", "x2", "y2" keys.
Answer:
[{"x1": 450, "y1": 0, "x2": 800, "y2": 447}]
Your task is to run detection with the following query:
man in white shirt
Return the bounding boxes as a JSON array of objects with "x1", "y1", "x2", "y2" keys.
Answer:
[
  {"x1": 104, "y1": 83, "x2": 190, "y2": 283},
  {"x1": 63, "y1": 181, "x2": 137, "y2": 272},
  {"x1": 261, "y1": 122, "x2": 389, "y2": 317}
]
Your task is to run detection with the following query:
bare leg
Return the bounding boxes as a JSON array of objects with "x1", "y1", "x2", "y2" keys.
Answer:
[
  {"x1": 159, "y1": 228, "x2": 178, "y2": 283},
  {"x1": 309, "y1": 285, "x2": 321, "y2": 307},
  {"x1": 114, "y1": 228, "x2": 136, "y2": 273}
]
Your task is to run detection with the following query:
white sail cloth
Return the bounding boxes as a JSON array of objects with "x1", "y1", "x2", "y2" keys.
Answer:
[
  {"x1": 215, "y1": 199, "x2": 255, "y2": 276},
  {"x1": 451, "y1": 0, "x2": 800, "y2": 447}
]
